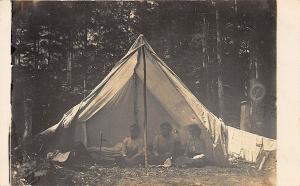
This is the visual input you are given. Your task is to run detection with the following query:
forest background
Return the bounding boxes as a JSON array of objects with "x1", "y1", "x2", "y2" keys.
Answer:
[{"x1": 11, "y1": 0, "x2": 276, "y2": 145}]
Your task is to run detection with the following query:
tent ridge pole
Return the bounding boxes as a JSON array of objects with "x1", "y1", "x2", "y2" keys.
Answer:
[{"x1": 142, "y1": 45, "x2": 149, "y2": 167}]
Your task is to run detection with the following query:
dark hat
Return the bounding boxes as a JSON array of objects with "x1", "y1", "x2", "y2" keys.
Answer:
[
  {"x1": 188, "y1": 124, "x2": 201, "y2": 133},
  {"x1": 130, "y1": 123, "x2": 140, "y2": 130},
  {"x1": 160, "y1": 122, "x2": 172, "y2": 130}
]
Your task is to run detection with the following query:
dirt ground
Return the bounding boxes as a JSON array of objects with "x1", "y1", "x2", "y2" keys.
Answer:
[
  {"x1": 36, "y1": 164, "x2": 275, "y2": 186},
  {"x1": 12, "y1": 151, "x2": 276, "y2": 185}
]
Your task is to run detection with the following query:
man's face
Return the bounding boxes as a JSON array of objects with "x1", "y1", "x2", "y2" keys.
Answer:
[
  {"x1": 160, "y1": 126, "x2": 171, "y2": 137},
  {"x1": 130, "y1": 128, "x2": 139, "y2": 139},
  {"x1": 189, "y1": 127, "x2": 201, "y2": 138}
]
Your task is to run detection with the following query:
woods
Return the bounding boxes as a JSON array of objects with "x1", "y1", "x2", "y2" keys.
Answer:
[{"x1": 11, "y1": 0, "x2": 276, "y2": 147}]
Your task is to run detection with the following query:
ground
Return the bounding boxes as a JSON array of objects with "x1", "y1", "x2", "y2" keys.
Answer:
[
  {"x1": 11, "y1": 151, "x2": 276, "y2": 186},
  {"x1": 34, "y1": 164, "x2": 275, "y2": 186}
]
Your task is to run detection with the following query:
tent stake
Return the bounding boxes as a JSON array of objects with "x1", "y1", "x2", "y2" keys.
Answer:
[{"x1": 142, "y1": 45, "x2": 149, "y2": 167}]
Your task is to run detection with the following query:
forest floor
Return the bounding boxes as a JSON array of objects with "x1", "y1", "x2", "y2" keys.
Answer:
[
  {"x1": 33, "y1": 162, "x2": 276, "y2": 186},
  {"x1": 11, "y1": 151, "x2": 276, "y2": 186}
]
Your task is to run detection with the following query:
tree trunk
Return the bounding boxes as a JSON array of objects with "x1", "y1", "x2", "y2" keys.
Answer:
[
  {"x1": 83, "y1": 5, "x2": 88, "y2": 98},
  {"x1": 232, "y1": 0, "x2": 241, "y2": 128},
  {"x1": 201, "y1": 15, "x2": 211, "y2": 107},
  {"x1": 22, "y1": 99, "x2": 32, "y2": 142},
  {"x1": 13, "y1": 54, "x2": 19, "y2": 66},
  {"x1": 37, "y1": 39, "x2": 40, "y2": 69},
  {"x1": 248, "y1": 13, "x2": 265, "y2": 136},
  {"x1": 48, "y1": 26, "x2": 52, "y2": 69},
  {"x1": 240, "y1": 101, "x2": 251, "y2": 131},
  {"x1": 215, "y1": 2, "x2": 225, "y2": 119},
  {"x1": 234, "y1": 0, "x2": 238, "y2": 14},
  {"x1": 67, "y1": 52, "x2": 72, "y2": 86},
  {"x1": 67, "y1": 32, "x2": 73, "y2": 87},
  {"x1": 34, "y1": 36, "x2": 37, "y2": 69}
]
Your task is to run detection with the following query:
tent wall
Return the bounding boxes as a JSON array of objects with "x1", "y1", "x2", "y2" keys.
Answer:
[
  {"x1": 77, "y1": 51, "x2": 139, "y2": 122},
  {"x1": 227, "y1": 126, "x2": 276, "y2": 162},
  {"x1": 135, "y1": 49, "x2": 201, "y2": 128},
  {"x1": 74, "y1": 122, "x2": 87, "y2": 147},
  {"x1": 135, "y1": 77, "x2": 184, "y2": 143},
  {"x1": 85, "y1": 78, "x2": 135, "y2": 147}
]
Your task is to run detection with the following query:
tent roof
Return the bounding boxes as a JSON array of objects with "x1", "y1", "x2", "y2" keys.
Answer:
[
  {"x1": 38, "y1": 34, "x2": 228, "y2": 165},
  {"x1": 41, "y1": 34, "x2": 225, "y2": 143}
]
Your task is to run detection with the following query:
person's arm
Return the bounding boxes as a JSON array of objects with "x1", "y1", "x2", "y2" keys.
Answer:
[
  {"x1": 129, "y1": 139, "x2": 144, "y2": 160},
  {"x1": 121, "y1": 138, "x2": 128, "y2": 157},
  {"x1": 201, "y1": 139, "x2": 206, "y2": 155},
  {"x1": 137, "y1": 139, "x2": 144, "y2": 156},
  {"x1": 168, "y1": 137, "x2": 176, "y2": 156},
  {"x1": 184, "y1": 138, "x2": 190, "y2": 156}
]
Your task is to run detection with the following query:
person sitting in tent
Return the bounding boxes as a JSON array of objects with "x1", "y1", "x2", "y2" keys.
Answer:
[
  {"x1": 152, "y1": 122, "x2": 178, "y2": 164},
  {"x1": 121, "y1": 124, "x2": 144, "y2": 166},
  {"x1": 185, "y1": 124, "x2": 206, "y2": 157},
  {"x1": 175, "y1": 124, "x2": 207, "y2": 167}
]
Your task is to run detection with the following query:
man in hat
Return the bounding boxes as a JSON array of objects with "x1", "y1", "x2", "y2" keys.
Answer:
[
  {"x1": 184, "y1": 124, "x2": 206, "y2": 157},
  {"x1": 175, "y1": 124, "x2": 207, "y2": 167}
]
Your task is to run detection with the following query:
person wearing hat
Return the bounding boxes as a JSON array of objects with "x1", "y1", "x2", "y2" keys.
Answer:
[
  {"x1": 175, "y1": 124, "x2": 207, "y2": 167},
  {"x1": 184, "y1": 124, "x2": 206, "y2": 157}
]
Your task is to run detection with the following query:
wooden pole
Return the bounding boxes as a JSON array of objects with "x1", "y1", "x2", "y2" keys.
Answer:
[
  {"x1": 258, "y1": 151, "x2": 270, "y2": 171},
  {"x1": 142, "y1": 46, "x2": 149, "y2": 167},
  {"x1": 133, "y1": 71, "x2": 138, "y2": 125},
  {"x1": 99, "y1": 131, "x2": 103, "y2": 156}
]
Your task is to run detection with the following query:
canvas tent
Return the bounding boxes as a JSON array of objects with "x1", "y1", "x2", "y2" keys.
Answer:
[{"x1": 40, "y1": 35, "x2": 276, "y2": 165}]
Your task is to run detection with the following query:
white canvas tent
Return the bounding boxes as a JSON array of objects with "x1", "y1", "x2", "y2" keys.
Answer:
[{"x1": 40, "y1": 35, "x2": 276, "y2": 164}]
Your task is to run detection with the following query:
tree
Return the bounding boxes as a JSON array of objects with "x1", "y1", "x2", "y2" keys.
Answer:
[
  {"x1": 214, "y1": 0, "x2": 225, "y2": 119},
  {"x1": 11, "y1": 0, "x2": 276, "y2": 138}
]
